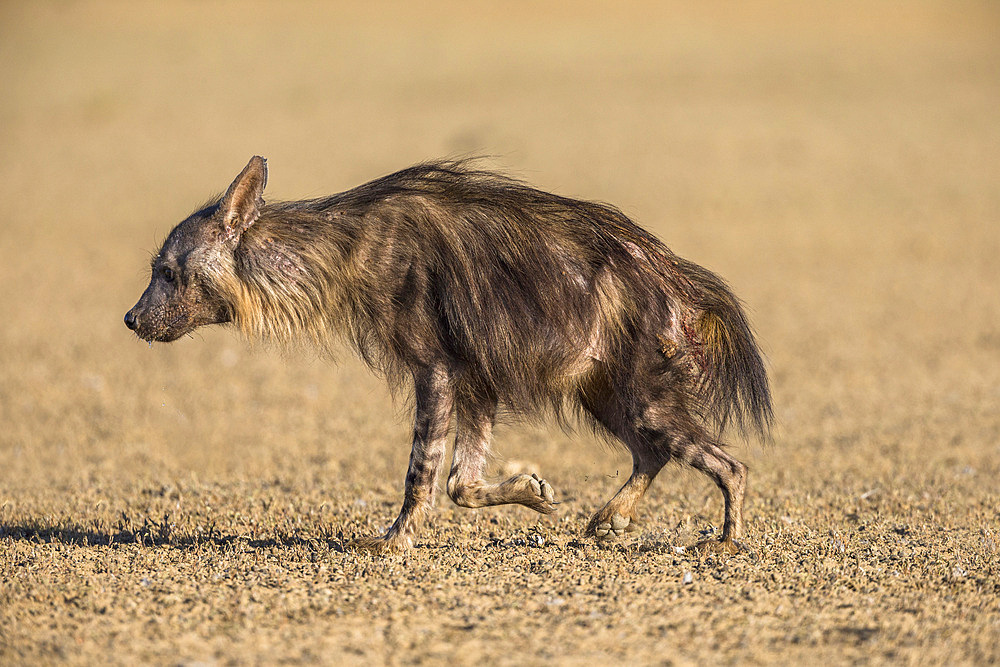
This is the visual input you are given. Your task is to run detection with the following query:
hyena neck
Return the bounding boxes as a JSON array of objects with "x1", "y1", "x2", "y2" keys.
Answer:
[{"x1": 226, "y1": 203, "x2": 363, "y2": 351}]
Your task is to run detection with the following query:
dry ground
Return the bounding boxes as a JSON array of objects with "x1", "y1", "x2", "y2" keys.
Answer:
[{"x1": 2, "y1": 1, "x2": 999, "y2": 664}]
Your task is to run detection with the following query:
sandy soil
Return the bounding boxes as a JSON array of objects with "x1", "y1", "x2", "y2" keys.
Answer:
[{"x1": 1, "y1": 1, "x2": 998, "y2": 664}]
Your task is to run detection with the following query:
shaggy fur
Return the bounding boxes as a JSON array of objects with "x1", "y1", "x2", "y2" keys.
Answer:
[{"x1": 126, "y1": 157, "x2": 772, "y2": 553}]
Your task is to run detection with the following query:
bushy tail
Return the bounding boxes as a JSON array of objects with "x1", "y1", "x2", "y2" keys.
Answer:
[{"x1": 680, "y1": 260, "x2": 773, "y2": 439}]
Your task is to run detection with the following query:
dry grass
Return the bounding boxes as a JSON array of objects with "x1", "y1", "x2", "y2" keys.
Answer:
[{"x1": 2, "y1": 1, "x2": 999, "y2": 664}]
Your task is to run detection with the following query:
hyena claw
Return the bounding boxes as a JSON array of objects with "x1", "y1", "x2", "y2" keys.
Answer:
[{"x1": 534, "y1": 474, "x2": 556, "y2": 505}]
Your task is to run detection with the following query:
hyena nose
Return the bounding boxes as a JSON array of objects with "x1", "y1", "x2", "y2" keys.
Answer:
[{"x1": 124, "y1": 311, "x2": 138, "y2": 331}]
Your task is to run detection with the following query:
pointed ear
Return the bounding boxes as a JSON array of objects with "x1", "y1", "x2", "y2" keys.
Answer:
[{"x1": 220, "y1": 156, "x2": 268, "y2": 239}]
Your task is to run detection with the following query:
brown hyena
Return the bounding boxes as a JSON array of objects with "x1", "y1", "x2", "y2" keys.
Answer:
[{"x1": 125, "y1": 156, "x2": 772, "y2": 554}]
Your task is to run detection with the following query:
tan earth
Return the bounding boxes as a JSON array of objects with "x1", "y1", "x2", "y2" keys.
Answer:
[{"x1": 2, "y1": 1, "x2": 998, "y2": 664}]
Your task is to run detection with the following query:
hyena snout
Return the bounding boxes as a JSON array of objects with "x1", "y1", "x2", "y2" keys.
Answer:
[
  {"x1": 124, "y1": 302, "x2": 160, "y2": 339},
  {"x1": 123, "y1": 303, "x2": 172, "y2": 341}
]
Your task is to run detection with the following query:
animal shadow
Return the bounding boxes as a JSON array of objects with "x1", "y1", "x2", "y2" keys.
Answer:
[{"x1": 0, "y1": 518, "x2": 346, "y2": 553}]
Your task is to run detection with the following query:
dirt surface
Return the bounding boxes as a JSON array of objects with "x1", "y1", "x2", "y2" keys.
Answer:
[{"x1": 2, "y1": 1, "x2": 999, "y2": 664}]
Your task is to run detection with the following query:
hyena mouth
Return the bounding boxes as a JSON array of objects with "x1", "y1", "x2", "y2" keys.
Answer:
[
  {"x1": 149, "y1": 321, "x2": 193, "y2": 343},
  {"x1": 147, "y1": 329, "x2": 187, "y2": 343}
]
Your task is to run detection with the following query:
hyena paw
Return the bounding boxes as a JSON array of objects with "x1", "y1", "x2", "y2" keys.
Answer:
[
  {"x1": 531, "y1": 473, "x2": 557, "y2": 506},
  {"x1": 348, "y1": 532, "x2": 412, "y2": 554},
  {"x1": 506, "y1": 473, "x2": 557, "y2": 514},
  {"x1": 585, "y1": 512, "x2": 636, "y2": 540}
]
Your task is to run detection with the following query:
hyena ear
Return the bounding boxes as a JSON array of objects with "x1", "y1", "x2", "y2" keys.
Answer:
[{"x1": 220, "y1": 156, "x2": 268, "y2": 240}]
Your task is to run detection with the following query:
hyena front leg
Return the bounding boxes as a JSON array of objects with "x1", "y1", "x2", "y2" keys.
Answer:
[
  {"x1": 352, "y1": 364, "x2": 453, "y2": 553},
  {"x1": 446, "y1": 399, "x2": 557, "y2": 514}
]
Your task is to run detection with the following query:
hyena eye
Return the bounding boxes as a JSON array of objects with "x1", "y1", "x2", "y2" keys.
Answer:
[{"x1": 162, "y1": 266, "x2": 176, "y2": 283}]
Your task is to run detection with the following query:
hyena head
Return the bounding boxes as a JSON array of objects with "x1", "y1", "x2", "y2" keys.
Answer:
[{"x1": 125, "y1": 156, "x2": 268, "y2": 342}]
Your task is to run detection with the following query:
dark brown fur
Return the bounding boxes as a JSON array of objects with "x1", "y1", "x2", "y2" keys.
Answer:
[{"x1": 126, "y1": 157, "x2": 772, "y2": 552}]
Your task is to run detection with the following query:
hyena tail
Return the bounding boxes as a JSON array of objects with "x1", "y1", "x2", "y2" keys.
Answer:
[{"x1": 679, "y1": 259, "x2": 774, "y2": 440}]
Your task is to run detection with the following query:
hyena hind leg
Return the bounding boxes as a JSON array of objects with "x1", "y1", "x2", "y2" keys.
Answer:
[
  {"x1": 675, "y1": 437, "x2": 748, "y2": 554},
  {"x1": 446, "y1": 400, "x2": 557, "y2": 515},
  {"x1": 594, "y1": 394, "x2": 749, "y2": 553},
  {"x1": 585, "y1": 459, "x2": 665, "y2": 539},
  {"x1": 579, "y1": 386, "x2": 669, "y2": 539}
]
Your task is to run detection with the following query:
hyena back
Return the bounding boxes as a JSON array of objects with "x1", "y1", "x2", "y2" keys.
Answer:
[{"x1": 126, "y1": 157, "x2": 772, "y2": 553}]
